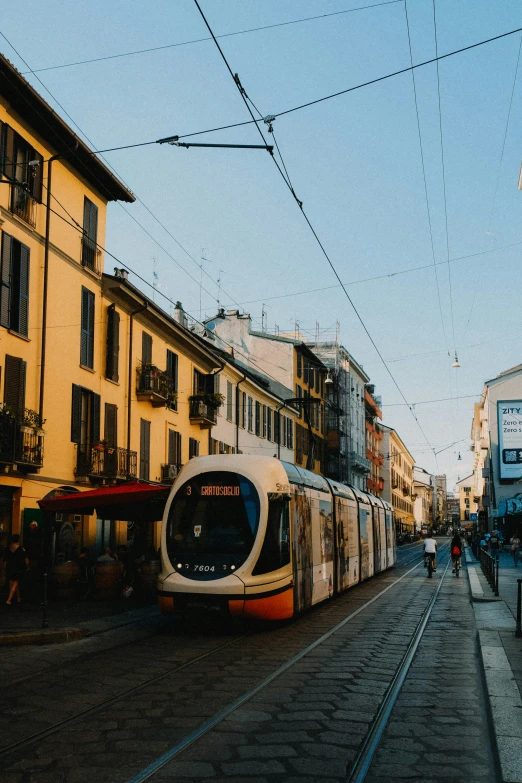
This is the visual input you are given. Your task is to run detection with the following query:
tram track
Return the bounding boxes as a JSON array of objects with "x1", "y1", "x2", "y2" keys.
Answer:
[{"x1": 0, "y1": 542, "x2": 445, "y2": 779}]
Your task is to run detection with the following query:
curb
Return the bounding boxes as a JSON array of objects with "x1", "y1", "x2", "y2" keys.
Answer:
[
  {"x1": 0, "y1": 627, "x2": 86, "y2": 647},
  {"x1": 0, "y1": 604, "x2": 161, "y2": 647},
  {"x1": 479, "y1": 630, "x2": 522, "y2": 783}
]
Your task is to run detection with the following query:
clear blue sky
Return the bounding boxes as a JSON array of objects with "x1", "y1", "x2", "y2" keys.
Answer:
[{"x1": 3, "y1": 0, "x2": 522, "y2": 488}]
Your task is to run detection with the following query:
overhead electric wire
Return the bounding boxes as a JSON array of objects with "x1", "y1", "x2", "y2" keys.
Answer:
[
  {"x1": 462, "y1": 33, "x2": 522, "y2": 342},
  {"x1": 382, "y1": 393, "x2": 480, "y2": 407},
  {"x1": 192, "y1": 0, "x2": 438, "y2": 463},
  {"x1": 20, "y1": 24, "x2": 522, "y2": 159},
  {"x1": 432, "y1": 0, "x2": 456, "y2": 354},
  {"x1": 403, "y1": 0, "x2": 449, "y2": 350},
  {"x1": 0, "y1": 32, "x2": 246, "y2": 314},
  {"x1": 23, "y1": 1, "x2": 403, "y2": 75}
]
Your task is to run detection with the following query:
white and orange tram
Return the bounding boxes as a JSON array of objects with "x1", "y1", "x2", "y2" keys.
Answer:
[{"x1": 158, "y1": 455, "x2": 396, "y2": 621}]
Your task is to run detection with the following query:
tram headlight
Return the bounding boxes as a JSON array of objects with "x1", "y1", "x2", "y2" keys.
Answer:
[
  {"x1": 231, "y1": 565, "x2": 236, "y2": 570},
  {"x1": 177, "y1": 563, "x2": 182, "y2": 569}
]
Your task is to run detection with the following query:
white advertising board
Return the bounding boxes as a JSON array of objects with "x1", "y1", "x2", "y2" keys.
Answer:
[{"x1": 497, "y1": 400, "x2": 522, "y2": 480}]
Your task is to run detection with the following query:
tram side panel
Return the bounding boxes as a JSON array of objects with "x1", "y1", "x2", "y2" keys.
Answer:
[
  {"x1": 385, "y1": 507, "x2": 396, "y2": 567},
  {"x1": 312, "y1": 492, "x2": 334, "y2": 605},
  {"x1": 335, "y1": 494, "x2": 360, "y2": 591},
  {"x1": 291, "y1": 485, "x2": 314, "y2": 614},
  {"x1": 375, "y1": 503, "x2": 387, "y2": 573},
  {"x1": 358, "y1": 498, "x2": 374, "y2": 580}
]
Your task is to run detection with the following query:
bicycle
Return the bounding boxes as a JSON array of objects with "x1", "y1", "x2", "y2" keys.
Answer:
[
  {"x1": 424, "y1": 552, "x2": 434, "y2": 578},
  {"x1": 453, "y1": 556, "x2": 461, "y2": 578}
]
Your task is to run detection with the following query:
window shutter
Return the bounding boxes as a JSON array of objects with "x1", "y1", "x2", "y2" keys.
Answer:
[
  {"x1": 142, "y1": 332, "x2": 152, "y2": 365},
  {"x1": 30, "y1": 150, "x2": 43, "y2": 202},
  {"x1": 140, "y1": 419, "x2": 150, "y2": 480},
  {"x1": 71, "y1": 384, "x2": 82, "y2": 443},
  {"x1": 168, "y1": 429, "x2": 182, "y2": 465},
  {"x1": 227, "y1": 380, "x2": 233, "y2": 421},
  {"x1": 255, "y1": 401, "x2": 261, "y2": 436},
  {"x1": 104, "y1": 403, "x2": 117, "y2": 447},
  {"x1": 3, "y1": 125, "x2": 15, "y2": 180},
  {"x1": 0, "y1": 232, "x2": 11, "y2": 328},
  {"x1": 214, "y1": 374, "x2": 220, "y2": 394},
  {"x1": 267, "y1": 408, "x2": 272, "y2": 441},
  {"x1": 105, "y1": 304, "x2": 119, "y2": 382},
  {"x1": 18, "y1": 243, "x2": 29, "y2": 337},
  {"x1": 91, "y1": 393, "x2": 101, "y2": 443},
  {"x1": 166, "y1": 349, "x2": 178, "y2": 387},
  {"x1": 81, "y1": 288, "x2": 95, "y2": 368},
  {"x1": 83, "y1": 197, "x2": 98, "y2": 243},
  {"x1": 4, "y1": 354, "x2": 26, "y2": 417}
]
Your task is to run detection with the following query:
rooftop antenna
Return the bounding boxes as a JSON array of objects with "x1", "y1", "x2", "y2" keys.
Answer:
[
  {"x1": 261, "y1": 304, "x2": 267, "y2": 332},
  {"x1": 315, "y1": 320, "x2": 320, "y2": 351},
  {"x1": 275, "y1": 323, "x2": 279, "y2": 336},
  {"x1": 200, "y1": 249, "x2": 211, "y2": 321}
]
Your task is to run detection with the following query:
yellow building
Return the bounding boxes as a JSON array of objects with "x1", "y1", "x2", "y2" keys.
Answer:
[
  {"x1": 0, "y1": 54, "x2": 223, "y2": 558},
  {"x1": 457, "y1": 475, "x2": 478, "y2": 523},
  {"x1": 294, "y1": 345, "x2": 326, "y2": 474},
  {"x1": 381, "y1": 425, "x2": 415, "y2": 534}
]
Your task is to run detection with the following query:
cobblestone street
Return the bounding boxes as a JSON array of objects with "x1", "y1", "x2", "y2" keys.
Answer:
[{"x1": 0, "y1": 542, "x2": 503, "y2": 783}]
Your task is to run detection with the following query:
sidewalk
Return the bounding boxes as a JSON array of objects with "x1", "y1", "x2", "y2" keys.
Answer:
[
  {"x1": 0, "y1": 590, "x2": 160, "y2": 646},
  {"x1": 466, "y1": 546, "x2": 522, "y2": 783}
]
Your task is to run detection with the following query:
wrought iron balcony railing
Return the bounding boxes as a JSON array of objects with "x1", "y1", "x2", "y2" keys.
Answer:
[
  {"x1": 81, "y1": 236, "x2": 102, "y2": 275},
  {"x1": 11, "y1": 184, "x2": 37, "y2": 227},
  {"x1": 189, "y1": 397, "x2": 218, "y2": 428},
  {"x1": 136, "y1": 365, "x2": 176, "y2": 407},
  {"x1": 0, "y1": 408, "x2": 45, "y2": 469},
  {"x1": 76, "y1": 444, "x2": 137, "y2": 480}
]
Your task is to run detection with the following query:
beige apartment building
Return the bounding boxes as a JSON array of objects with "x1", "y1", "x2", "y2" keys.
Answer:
[{"x1": 381, "y1": 424, "x2": 415, "y2": 534}]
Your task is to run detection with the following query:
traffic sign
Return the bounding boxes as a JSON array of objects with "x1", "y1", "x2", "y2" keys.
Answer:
[{"x1": 470, "y1": 513, "x2": 478, "y2": 521}]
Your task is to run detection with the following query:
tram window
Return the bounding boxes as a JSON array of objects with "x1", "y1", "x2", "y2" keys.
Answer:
[
  {"x1": 166, "y1": 472, "x2": 260, "y2": 557},
  {"x1": 252, "y1": 499, "x2": 290, "y2": 575}
]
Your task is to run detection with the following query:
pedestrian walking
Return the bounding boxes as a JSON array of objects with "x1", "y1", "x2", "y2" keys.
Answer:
[
  {"x1": 510, "y1": 533, "x2": 521, "y2": 567},
  {"x1": 4, "y1": 534, "x2": 29, "y2": 605},
  {"x1": 489, "y1": 530, "x2": 500, "y2": 560}
]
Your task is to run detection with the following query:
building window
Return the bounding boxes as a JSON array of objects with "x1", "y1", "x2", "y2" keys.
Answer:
[
  {"x1": 80, "y1": 287, "x2": 95, "y2": 369},
  {"x1": 168, "y1": 429, "x2": 182, "y2": 466},
  {"x1": 71, "y1": 385, "x2": 101, "y2": 456},
  {"x1": 4, "y1": 354, "x2": 26, "y2": 416},
  {"x1": 139, "y1": 419, "x2": 151, "y2": 480},
  {"x1": 287, "y1": 419, "x2": 294, "y2": 449},
  {"x1": 104, "y1": 403, "x2": 117, "y2": 448},
  {"x1": 1, "y1": 123, "x2": 43, "y2": 226},
  {"x1": 142, "y1": 331, "x2": 152, "y2": 365},
  {"x1": 262, "y1": 405, "x2": 267, "y2": 438},
  {"x1": 248, "y1": 397, "x2": 253, "y2": 432},
  {"x1": 82, "y1": 197, "x2": 99, "y2": 271},
  {"x1": 255, "y1": 401, "x2": 261, "y2": 436},
  {"x1": 105, "y1": 304, "x2": 120, "y2": 383},
  {"x1": 267, "y1": 408, "x2": 272, "y2": 441},
  {"x1": 0, "y1": 233, "x2": 30, "y2": 337},
  {"x1": 282, "y1": 415, "x2": 287, "y2": 447},
  {"x1": 189, "y1": 438, "x2": 200, "y2": 459},
  {"x1": 166, "y1": 349, "x2": 178, "y2": 410},
  {"x1": 227, "y1": 380, "x2": 233, "y2": 422},
  {"x1": 297, "y1": 353, "x2": 302, "y2": 378},
  {"x1": 241, "y1": 391, "x2": 246, "y2": 429}
]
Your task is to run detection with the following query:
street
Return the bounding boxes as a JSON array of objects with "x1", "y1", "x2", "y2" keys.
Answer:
[{"x1": 0, "y1": 541, "x2": 498, "y2": 783}]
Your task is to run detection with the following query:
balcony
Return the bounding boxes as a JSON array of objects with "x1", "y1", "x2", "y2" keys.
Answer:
[
  {"x1": 349, "y1": 450, "x2": 371, "y2": 474},
  {"x1": 189, "y1": 397, "x2": 218, "y2": 429},
  {"x1": 10, "y1": 184, "x2": 37, "y2": 227},
  {"x1": 75, "y1": 444, "x2": 137, "y2": 481},
  {"x1": 136, "y1": 364, "x2": 176, "y2": 407},
  {"x1": 0, "y1": 408, "x2": 44, "y2": 470}
]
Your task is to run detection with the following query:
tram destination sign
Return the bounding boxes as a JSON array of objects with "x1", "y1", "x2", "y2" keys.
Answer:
[{"x1": 497, "y1": 400, "x2": 522, "y2": 480}]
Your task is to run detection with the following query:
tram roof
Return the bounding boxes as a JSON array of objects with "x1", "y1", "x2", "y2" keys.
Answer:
[{"x1": 281, "y1": 462, "x2": 330, "y2": 492}]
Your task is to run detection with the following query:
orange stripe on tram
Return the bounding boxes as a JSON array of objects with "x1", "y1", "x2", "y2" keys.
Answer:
[{"x1": 230, "y1": 587, "x2": 294, "y2": 620}]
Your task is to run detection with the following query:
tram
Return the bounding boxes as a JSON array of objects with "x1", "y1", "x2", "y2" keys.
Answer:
[{"x1": 158, "y1": 455, "x2": 396, "y2": 620}]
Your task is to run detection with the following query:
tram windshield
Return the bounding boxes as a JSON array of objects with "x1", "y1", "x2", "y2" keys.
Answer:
[{"x1": 166, "y1": 472, "x2": 260, "y2": 579}]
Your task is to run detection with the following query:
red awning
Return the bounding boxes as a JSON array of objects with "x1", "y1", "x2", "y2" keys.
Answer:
[{"x1": 38, "y1": 481, "x2": 170, "y2": 521}]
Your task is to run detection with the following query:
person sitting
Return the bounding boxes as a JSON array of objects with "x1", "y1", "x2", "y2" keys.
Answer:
[
  {"x1": 97, "y1": 547, "x2": 116, "y2": 563},
  {"x1": 423, "y1": 531, "x2": 437, "y2": 572}
]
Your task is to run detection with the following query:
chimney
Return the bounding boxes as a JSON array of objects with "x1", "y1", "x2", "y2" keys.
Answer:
[
  {"x1": 114, "y1": 267, "x2": 128, "y2": 281},
  {"x1": 174, "y1": 301, "x2": 187, "y2": 328}
]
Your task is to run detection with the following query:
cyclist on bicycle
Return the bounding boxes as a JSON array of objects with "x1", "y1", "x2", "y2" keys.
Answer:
[
  {"x1": 451, "y1": 533, "x2": 462, "y2": 574},
  {"x1": 424, "y1": 531, "x2": 437, "y2": 572}
]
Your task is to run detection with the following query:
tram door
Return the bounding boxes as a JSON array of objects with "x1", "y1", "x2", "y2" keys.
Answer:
[
  {"x1": 291, "y1": 486, "x2": 314, "y2": 614},
  {"x1": 385, "y1": 507, "x2": 395, "y2": 566},
  {"x1": 336, "y1": 495, "x2": 359, "y2": 590},
  {"x1": 371, "y1": 502, "x2": 381, "y2": 574}
]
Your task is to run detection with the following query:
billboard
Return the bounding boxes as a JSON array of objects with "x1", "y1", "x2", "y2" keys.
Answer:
[{"x1": 497, "y1": 400, "x2": 522, "y2": 479}]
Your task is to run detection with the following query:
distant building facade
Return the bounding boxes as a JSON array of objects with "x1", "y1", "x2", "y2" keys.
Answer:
[{"x1": 381, "y1": 425, "x2": 415, "y2": 533}]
